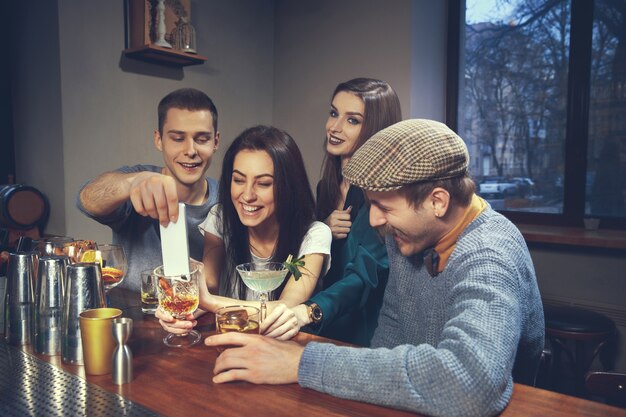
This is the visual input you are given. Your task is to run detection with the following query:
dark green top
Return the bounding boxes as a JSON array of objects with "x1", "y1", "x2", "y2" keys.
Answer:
[{"x1": 307, "y1": 202, "x2": 389, "y2": 346}]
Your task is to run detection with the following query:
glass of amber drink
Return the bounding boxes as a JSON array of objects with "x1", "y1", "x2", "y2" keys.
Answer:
[
  {"x1": 215, "y1": 305, "x2": 260, "y2": 352},
  {"x1": 154, "y1": 262, "x2": 201, "y2": 348},
  {"x1": 98, "y1": 244, "x2": 127, "y2": 291}
]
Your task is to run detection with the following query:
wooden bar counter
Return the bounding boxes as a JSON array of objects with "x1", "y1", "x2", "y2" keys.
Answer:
[{"x1": 7, "y1": 289, "x2": 626, "y2": 417}]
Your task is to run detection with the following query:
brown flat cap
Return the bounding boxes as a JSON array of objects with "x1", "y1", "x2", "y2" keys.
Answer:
[{"x1": 343, "y1": 119, "x2": 469, "y2": 192}]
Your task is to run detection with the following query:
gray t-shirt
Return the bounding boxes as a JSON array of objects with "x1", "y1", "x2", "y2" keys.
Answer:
[{"x1": 76, "y1": 165, "x2": 218, "y2": 295}]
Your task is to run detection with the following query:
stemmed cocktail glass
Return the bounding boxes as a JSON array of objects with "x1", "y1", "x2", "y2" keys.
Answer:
[
  {"x1": 236, "y1": 262, "x2": 288, "y2": 322},
  {"x1": 98, "y1": 244, "x2": 127, "y2": 292},
  {"x1": 154, "y1": 262, "x2": 201, "y2": 347}
]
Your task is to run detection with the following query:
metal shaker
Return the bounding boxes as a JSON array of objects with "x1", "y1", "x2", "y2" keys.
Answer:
[
  {"x1": 4, "y1": 252, "x2": 36, "y2": 345},
  {"x1": 61, "y1": 263, "x2": 106, "y2": 364},
  {"x1": 112, "y1": 317, "x2": 133, "y2": 384},
  {"x1": 34, "y1": 255, "x2": 69, "y2": 355}
]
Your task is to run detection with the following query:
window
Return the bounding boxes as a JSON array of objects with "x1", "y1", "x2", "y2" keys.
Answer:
[{"x1": 447, "y1": 0, "x2": 626, "y2": 229}]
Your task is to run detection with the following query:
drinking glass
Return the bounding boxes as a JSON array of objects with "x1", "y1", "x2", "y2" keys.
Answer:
[
  {"x1": 140, "y1": 269, "x2": 158, "y2": 314},
  {"x1": 236, "y1": 262, "x2": 288, "y2": 322},
  {"x1": 98, "y1": 244, "x2": 127, "y2": 292},
  {"x1": 154, "y1": 262, "x2": 201, "y2": 348},
  {"x1": 61, "y1": 240, "x2": 98, "y2": 263},
  {"x1": 214, "y1": 305, "x2": 260, "y2": 352}
]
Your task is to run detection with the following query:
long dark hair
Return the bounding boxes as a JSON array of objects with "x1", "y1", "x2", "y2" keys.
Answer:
[
  {"x1": 218, "y1": 125, "x2": 316, "y2": 298},
  {"x1": 316, "y1": 78, "x2": 402, "y2": 220}
]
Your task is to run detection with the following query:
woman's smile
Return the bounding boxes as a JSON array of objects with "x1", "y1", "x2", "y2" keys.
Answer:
[{"x1": 231, "y1": 149, "x2": 277, "y2": 230}]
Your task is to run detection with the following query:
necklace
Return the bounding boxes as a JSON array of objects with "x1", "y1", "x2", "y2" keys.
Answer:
[{"x1": 249, "y1": 241, "x2": 275, "y2": 260}]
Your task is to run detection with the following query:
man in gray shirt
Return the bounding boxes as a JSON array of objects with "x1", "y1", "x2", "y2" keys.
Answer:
[
  {"x1": 205, "y1": 119, "x2": 544, "y2": 417},
  {"x1": 77, "y1": 88, "x2": 219, "y2": 294}
]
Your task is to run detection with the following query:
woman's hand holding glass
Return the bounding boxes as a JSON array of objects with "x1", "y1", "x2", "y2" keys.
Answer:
[
  {"x1": 259, "y1": 304, "x2": 303, "y2": 340},
  {"x1": 156, "y1": 308, "x2": 199, "y2": 334},
  {"x1": 156, "y1": 258, "x2": 209, "y2": 335},
  {"x1": 157, "y1": 301, "x2": 303, "y2": 340},
  {"x1": 155, "y1": 262, "x2": 203, "y2": 348},
  {"x1": 156, "y1": 261, "x2": 303, "y2": 340}
]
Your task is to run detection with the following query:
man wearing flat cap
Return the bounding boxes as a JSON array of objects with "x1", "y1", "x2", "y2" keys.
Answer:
[{"x1": 206, "y1": 119, "x2": 544, "y2": 417}]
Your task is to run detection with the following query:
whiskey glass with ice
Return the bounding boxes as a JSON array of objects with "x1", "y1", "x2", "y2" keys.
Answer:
[{"x1": 215, "y1": 305, "x2": 260, "y2": 352}]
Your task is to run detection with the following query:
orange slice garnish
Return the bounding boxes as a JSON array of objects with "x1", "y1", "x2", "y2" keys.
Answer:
[
  {"x1": 80, "y1": 249, "x2": 103, "y2": 266},
  {"x1": 102, "y1": 266, "x2": 124, "y2": 284}
]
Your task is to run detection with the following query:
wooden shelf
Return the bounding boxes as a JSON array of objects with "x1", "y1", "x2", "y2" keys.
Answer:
[
  {"x1": 124, "y1": 0, "x2": 205, "y2": 67},
  {"x1": 123, "y1": 44, "x2": 207, "y2": 67}
]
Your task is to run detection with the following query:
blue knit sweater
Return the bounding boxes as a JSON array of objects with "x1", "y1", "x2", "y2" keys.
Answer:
[{"x1": 298, "y1": 206, "x2": 544, "y2": 417}]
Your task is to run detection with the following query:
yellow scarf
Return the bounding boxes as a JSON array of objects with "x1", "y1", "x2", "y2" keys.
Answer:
[{"x1": 433, "y1": 194, "x2": 487, "y2": 274}]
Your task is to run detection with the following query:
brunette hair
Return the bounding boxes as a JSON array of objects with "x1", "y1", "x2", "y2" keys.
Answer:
[
  {"x1": 217, "y1": 125, "x2": 315, "y2": 298},
  {"x1": 399, "y1": 173, "x2": 476, "y2": 209},
  {"x1": 316, "y1": 78, "x2": 402, "y2": 220},
  {"x1": 157, "y1": 88, "x2": 218, "y2": 135}
]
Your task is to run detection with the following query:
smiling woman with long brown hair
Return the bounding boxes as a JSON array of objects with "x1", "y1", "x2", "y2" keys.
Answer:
[
  {"x1": 157, "y1": 125, "x2": 331, "y2": 340},
  {"x1": 293, "y1": 78, "x2": 403, "y2": 345}
]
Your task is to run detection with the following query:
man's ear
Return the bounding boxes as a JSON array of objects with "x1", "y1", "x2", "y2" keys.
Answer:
[
  {"x1": 154, "y1": 130, "x2": 163, "y2": 151},
  {"x1": 214, "y1": 131, "x2": 220, "y2": 150},
  {"x1": 431, "y1": 187, "x2": 450, "y2": 218}
]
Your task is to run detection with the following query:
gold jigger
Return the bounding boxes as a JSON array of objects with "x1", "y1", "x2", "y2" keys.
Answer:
[{"x1": 79, "y1": 308, "x2": 122, "y2": 375}]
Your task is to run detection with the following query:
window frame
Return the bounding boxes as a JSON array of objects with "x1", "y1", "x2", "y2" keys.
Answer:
[{"x1": 446, "y1": 0, "x2": 625, "y2": 230}]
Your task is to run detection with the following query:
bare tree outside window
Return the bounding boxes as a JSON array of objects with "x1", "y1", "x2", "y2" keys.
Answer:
[
  {"x1": 458, "y1": 0, "x2": 626, "y2": 223},
  {"x1": 587, "y1": 0, "x2": 626, "y2": 218},
  {"x1": 461, "y1": 0, "x2": 571, "y2": 213}
]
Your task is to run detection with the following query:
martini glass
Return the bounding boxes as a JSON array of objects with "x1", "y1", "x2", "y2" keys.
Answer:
[
  {"x1": 236, "y1": 262, "x2": 289, "y2": 322},
  {"x1": 154, "y1": 262, "x2": 201, "y2": 347}
]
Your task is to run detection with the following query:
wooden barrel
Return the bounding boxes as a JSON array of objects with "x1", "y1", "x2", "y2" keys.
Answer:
[{"x1": 0, "y1": 184, "x2": 50, "y2": 230}]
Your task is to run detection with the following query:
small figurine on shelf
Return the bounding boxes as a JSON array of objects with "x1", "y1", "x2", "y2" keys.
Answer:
[
  {"x1": 172, "y1": 17, "x2": 197, "y2": 54},
  {"x1": 154, "y1": 0, "x2": 172, "y2": 48}
]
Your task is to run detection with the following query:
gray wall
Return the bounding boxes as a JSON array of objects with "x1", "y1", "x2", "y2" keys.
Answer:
[
  {"x1": 14, "y1": 0, "x2": 275, "y2": 243},
  {"x1": 14, "y1": 0, "x2": 445, "y2": 242},
  {"x1": 11, "y1": 0, "x2": 626, "y2": 371},
  {"x1": 272, "y1": 0, "x2": 447, "y2": 183},
  {"x1": 13, "y1": 1, "x2": 66, "y2": 234},
  {"x1": 533, "y1": 245, "x2": 626, "y2": 371}
]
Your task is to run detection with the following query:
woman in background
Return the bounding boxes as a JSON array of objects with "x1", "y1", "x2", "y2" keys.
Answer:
[{"x1": 293, "y1": 78, "x2": 402, "y2": 345}]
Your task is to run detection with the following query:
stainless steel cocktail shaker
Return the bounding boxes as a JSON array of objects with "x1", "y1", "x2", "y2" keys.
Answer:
[
  {"x1": 4, "y1": 252, "x2": 36, "y2": 346},
  {"x1": 34, "y1": 255, "x2": 69, "y2": 355},
  {"x1": 61, "y1": 262, "x2": 106, "y2": 364}
]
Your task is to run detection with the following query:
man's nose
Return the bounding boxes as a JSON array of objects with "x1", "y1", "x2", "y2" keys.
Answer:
[{"x1": 184, "y1": 138, "x2": 197, "y2": 156}]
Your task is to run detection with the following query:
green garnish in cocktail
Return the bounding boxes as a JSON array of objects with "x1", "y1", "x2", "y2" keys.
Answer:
[{"x1": 283, "y1": 254, "x2": 305, "y2": 281}]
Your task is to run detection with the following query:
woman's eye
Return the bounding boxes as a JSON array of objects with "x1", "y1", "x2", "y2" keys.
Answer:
[
  {"x1": 348, "y1": 117, "x2": 361, "y2": 125},
  {"x1": 258, "y1": 182, "x2": 272, "y2": 188},
  {"x1": 329, "y1": 109, "x2": 338, "y2": 117},
  {"x1": 232, "y1": 178, "x2": 244, "y2": 184}
]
